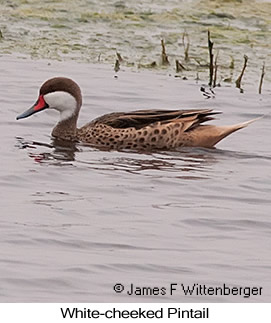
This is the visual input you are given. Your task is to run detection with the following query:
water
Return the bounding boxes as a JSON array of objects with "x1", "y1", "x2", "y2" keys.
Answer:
[{"x1": 0, "y1": 55, "x2": 270, "y2": 302}]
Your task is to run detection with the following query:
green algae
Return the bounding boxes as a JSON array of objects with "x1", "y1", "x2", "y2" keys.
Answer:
[{"x1": 51, "y1": 24, "x2": 69, "y2": 29}]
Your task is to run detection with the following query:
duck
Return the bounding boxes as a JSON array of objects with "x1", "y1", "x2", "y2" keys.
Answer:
[{"x1": 17, "y1": 77, "x2": 258, "y2": 151}]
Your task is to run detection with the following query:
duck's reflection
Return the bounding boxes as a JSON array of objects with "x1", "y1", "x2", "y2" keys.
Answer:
[
  {"x1": 16, "y1": 136, "x2": 220, "y2": 176},
  {"x1": 99, "y1": 148, "x2": 218, "y2": 177},
  {"x1": 16, "y1": 137, "x2": 78, "y2": 163}
]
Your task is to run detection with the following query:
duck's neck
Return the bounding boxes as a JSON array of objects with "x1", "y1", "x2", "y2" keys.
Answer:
[
  {"x1": 52, "y1": 113, "x2": 79, "y2": 141},
  {"x1": 43, "y1": 90, "x2": 81, "y2": 141}
]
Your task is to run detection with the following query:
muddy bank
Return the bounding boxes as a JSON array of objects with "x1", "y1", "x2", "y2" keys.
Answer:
[{"x1": 1, "y1": 0, "x2": 271, "y2": 87}]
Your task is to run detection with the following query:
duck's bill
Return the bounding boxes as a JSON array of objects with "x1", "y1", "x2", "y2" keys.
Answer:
[{"x1": 16, "y1": 95, "x2": 48, "y2": 120}]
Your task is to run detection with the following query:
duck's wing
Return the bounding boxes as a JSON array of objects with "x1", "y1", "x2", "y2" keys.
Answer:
[{"x1": 93, "y1": 109, "x2": 221, "y2": 130}]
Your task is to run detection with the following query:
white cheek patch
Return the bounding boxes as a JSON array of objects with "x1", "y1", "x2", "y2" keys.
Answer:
[{"x1": 44, "y1": 91, "x2": 77, "y2": 121}]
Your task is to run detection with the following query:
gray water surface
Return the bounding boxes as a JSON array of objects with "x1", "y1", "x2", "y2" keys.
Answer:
[{"x1": 0, "y1": 56, "x2": 270, "y2": 302}]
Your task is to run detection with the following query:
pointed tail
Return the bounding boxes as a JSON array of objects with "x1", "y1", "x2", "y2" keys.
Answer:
[
  {"x1": 228, "y1": 115, "x2": 263, "y2": 131},
  {"x1": 192, "y1": 115, "x2": 263, "y2": 148},
  {"x1": 212, "y1": 115, "x2": 263, "y2": 146}
]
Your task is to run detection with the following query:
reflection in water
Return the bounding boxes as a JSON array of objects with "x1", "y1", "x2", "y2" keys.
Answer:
[
  {"x1": 77, "y1": 150, "x2": 218, "y2": 178},
  {"x1": 16, "y1": 137, "x2": 78, "y2": 163},
  {"x1": 51, "y1": 138, "x2": 79, "y2": 162},
  {"x1": 16, "y1": 136, "x2": 271, "y2": 177},
  {"x1": 16, "y1": 137, "x2": 220, "y2": 178}
]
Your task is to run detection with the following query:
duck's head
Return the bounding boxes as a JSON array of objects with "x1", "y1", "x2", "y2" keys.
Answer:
[{"x1": 16, "y1": 77, "x2": 82, "y2": 122}]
